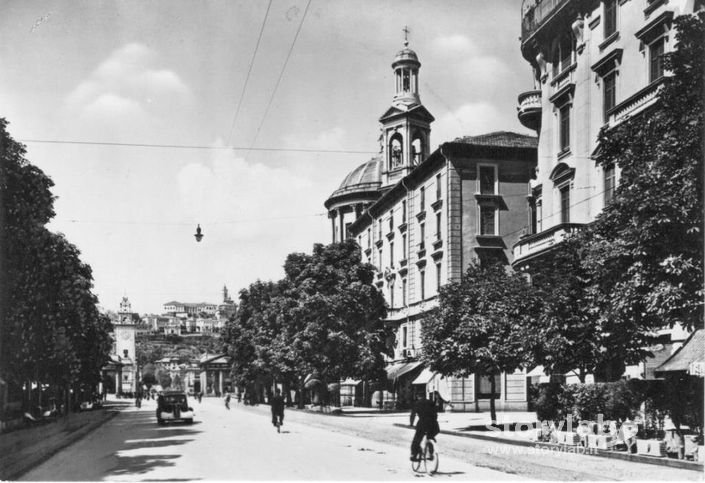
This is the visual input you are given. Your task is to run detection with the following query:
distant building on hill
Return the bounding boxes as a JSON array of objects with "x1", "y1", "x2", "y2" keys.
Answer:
[
  {"x1": 217, "y1": 285, "x2": 237, "y2": 321},
  {"x1": 162, "y1": 301, "x2": 217, "y2": 317}
]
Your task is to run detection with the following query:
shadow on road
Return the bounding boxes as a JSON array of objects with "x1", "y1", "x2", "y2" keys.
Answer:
[
  {"x1": 105, "y1": 408, "x2": 202, "y2": 478},
  {"x1": 111, "y1": 454, "x2": 180, "y2": 476},
  {"x1": 142, "y1": 479, "x2": 202, "y2": 482}
]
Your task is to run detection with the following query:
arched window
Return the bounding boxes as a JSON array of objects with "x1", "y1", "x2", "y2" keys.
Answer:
[
  {"x1": 389, "y1": 134, "x2": 404, "y2": 169},
  {"x1": 402, "y1": 69, "x2": 411, "y2": 91},
  {"x1": 411, "y1": 134, "x2": 424, "y2": 166}
]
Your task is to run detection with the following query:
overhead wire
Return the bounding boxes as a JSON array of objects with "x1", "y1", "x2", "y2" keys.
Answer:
[
  {"x1": 227, "y1": 0, "x2": 273, "y2": 146},
  {"x1": 55, "y1": 212, "x2": 328, "y2": 227},
  {"x1": 248, "y1": 0, "x2": 312, "y2": 151},
  {"x1": 19, "y1": 138, "x2": 376, "y2": 155},
  {"x1": 54, "y1": 185, "x2": 611, "y2": 239}
]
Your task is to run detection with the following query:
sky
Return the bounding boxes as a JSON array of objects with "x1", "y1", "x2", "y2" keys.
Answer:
[{"x1": 1, "y1": 0, "x2": 534, "y2": 314}]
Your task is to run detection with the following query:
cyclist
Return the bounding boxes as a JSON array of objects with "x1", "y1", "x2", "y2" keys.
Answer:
[
  {"x1": 270, "y1": 388, "x2": 285, "y2": 428},
  {"x1": 409, "y1": 392, "x2": 439, "y2": 461}
]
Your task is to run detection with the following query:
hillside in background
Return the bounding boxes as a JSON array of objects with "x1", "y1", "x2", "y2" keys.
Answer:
[{"x1": 136, "y1": 333, "x2": 225, "y2": 366}]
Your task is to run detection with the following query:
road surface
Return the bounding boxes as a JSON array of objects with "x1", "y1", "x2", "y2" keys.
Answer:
[
  {"x1": 20, "y1": 397, "x2": 524, "y2": 481},
  {"x1": 20, "y1": 398, "x2": 703, "y2": 481}
]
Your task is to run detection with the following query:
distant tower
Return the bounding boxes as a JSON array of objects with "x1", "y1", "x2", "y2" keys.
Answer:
[
  {"x1": 223, "y1": 285, "x2": 233, "y2": 304},
  {"x1": 379, "y1": 26, "x2": 434, "y2": 187},
  {"x1": 119, "y1": 296, "x2": 132, "y2": 315},
  {"x1": 114, "y1": 296, "x2": 137, "y2": 392}
]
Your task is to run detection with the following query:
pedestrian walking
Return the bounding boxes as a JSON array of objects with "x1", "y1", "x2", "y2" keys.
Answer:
[
  {"x1": 224, "y1": 392, "x2": 231, "y2": 410},
  {"x1": 270, "y1": 389, "x2": 285, "y2": 430}
]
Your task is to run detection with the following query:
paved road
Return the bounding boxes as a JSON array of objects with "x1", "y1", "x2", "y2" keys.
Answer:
[
  {"x1": 281, "y1": 408, "x2": 702, "y2": 481},
  {"x1": 20, "y1": 398, "x2": 523, "y2": 481}
]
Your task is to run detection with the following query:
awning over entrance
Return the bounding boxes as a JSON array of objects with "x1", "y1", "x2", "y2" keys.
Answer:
[
  {"x1": 656, "y1": 330, "x2": 705, "y2": 376},
  {"x1": 412, "y1": 368, "x2": 435, "y2": 385},
  {"x1": 526, "y1": 365, "x2": 545, "y2": 377},
  {"x1": 386, "y1": 361, "x2": 423, "y2": 381},
  {"x1": 411, "y1": 368, "x2": 451, "y2": 401},
  {"x1": 341, "y1": 378, "x2": 361, "y2": 386}
]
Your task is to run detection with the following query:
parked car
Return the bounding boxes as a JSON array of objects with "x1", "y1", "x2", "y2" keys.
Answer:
[{"x1": 156, "y1": 391, "x2": 194, "y2": 425}]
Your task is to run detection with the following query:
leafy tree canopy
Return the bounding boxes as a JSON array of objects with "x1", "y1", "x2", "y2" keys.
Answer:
[
  {"x1": 0, "y1": 118, "x2": 111, "y2": 405},
  {"x1": 421, "y1": 262, "x2": 541, "y2": 422},
  {"x1": 587, "y1": 12, "x2": 704, "y2": 333},
  {"x1": 223, "y1": 240, "x2": 389, "y2": 401}
]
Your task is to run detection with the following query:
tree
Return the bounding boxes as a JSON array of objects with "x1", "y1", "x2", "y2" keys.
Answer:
[
  {"x1": 530, "y1": 236, "x2": 648, "y2": 382},
  {"x1": 0, "y1": 118, "x2": 56, "y2": 396},
  {"x1": 141, "y1": 364, "x2": 158, "y2": 389},
  {"x1": 223, "y1": 240, "x2": 389, "y2": 408},
  {"x1": 586, "y1": 12, "x2": 704, "y2": 335},
  {"x1": 277, "y1": 241, "x2": 389, "y2": 406},
  {"x1": 223, "y1": 280, "x2": 283, "y2": 395},
  {"x1": 1, "y1": 119, "x2": 112, "y2": 412},
  {"x1": 421, "y1": 263, "x2": 541, "y2": 423},
  {"x1": 136, "y1": 342, "x2": 165, "y2": 367}
]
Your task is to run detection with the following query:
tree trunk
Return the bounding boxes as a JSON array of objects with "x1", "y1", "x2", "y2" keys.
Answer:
[{"x1": 489, "y1": 373, "x2": 497, "y2": 425}]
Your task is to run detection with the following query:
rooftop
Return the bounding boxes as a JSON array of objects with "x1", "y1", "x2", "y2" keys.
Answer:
[
  {"x1": 326, "y1": 156, "x2": 382, "y2": 205},
  {"x1": 450, "y1": 131, "x2": 538, "y2": 149}
]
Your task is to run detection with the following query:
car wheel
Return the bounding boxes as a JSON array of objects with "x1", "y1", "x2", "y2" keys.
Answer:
[{"x1": 157, "y1": 418, "x2": 164, "y2": 425}]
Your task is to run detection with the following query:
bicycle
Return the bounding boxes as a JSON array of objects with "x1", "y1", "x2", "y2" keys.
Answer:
[{"x1": 411, "y1": 435, "x2": 439, "y2": 475}]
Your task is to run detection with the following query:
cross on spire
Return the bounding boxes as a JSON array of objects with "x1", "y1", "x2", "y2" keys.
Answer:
[{"x1": 403, "y1": 25, "x2": 410, "y2": 46}]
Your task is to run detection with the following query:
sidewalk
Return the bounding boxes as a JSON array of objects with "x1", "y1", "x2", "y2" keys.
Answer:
[
  {"x1": 332, "y1": 406, "x2": 703, "y2": 472},
  {"x1": 0, "y1": 399, "x2": 126, "y2": 480}
]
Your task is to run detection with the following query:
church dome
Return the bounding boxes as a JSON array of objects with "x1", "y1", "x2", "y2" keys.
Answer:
[
  {"x1": 325, "y1": 156, "x2": 382, "y2": 208},
  {"x1": 392, "y1": 47, "x2": 420, "y2": 69}
]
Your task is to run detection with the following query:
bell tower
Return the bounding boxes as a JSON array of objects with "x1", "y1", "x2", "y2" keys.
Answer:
[
  {"x1": 380, "y1": 27, "x2": 434, "y2": 188},
  {"x1": 114, "y1": 296, "x2": 137, "y2": 393}
]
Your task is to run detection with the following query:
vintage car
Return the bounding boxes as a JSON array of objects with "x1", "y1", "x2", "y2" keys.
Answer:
[{"x1": 156, "y1": 391, "x2": 194, "y2": 425}]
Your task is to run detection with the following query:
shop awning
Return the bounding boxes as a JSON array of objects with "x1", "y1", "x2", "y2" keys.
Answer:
[
  {"x1": 656, "y1": 330, "x2": 705, "y2": 376},
  {"x1": 412, "y1": 368, "x2": 436, "y2": 385},
  {"x1": 526, "y1": 365, "x2": 545, "y2": 377},
  {"x1": 386, "y1": 361, "x2": 423, "y2": 381},
  {"x1": 341, "y1": 378, "x2": 361, "y2": 386}
]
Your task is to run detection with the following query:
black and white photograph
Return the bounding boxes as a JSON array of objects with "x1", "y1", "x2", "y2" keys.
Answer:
[{"x1": 0, "y1": 0, "x2": 703, "y2": 481}]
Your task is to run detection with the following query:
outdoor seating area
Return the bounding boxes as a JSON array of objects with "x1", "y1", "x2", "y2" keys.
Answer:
[{"x1": 532, "y1": 419, "x2": 703, "y2": 462}]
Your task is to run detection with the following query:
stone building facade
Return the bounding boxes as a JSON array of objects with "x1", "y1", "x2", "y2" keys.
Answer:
[
  {"x1": 514, "y1": 0, "x2": 699, "y2": 380},
  {"x1": 325, "y1": 38, "x2": 538, "y2": 410}
]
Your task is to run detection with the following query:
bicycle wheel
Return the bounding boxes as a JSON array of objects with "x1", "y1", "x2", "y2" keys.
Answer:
[
  {"x1": 423, "y1": 439, "x2": 439, "y2": 474},
  {"x1": 411, "y1": 454, "x2": 422, "y2": 473}
]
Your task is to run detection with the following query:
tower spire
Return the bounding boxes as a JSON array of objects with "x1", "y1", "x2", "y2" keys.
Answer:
[{"x1": 379, "y1": 27, "x2": 434, "y2": 188}]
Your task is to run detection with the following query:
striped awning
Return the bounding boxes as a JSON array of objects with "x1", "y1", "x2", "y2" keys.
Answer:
[
  {"x1": 656, "y1": 330, "x2": 705, "y2": 376},
  {"x1": 386, "y1": 361, "x2": 423, "y2": 381},
  {"x1": 412, "y1": 368, "x2": 435, "y2": 385}
]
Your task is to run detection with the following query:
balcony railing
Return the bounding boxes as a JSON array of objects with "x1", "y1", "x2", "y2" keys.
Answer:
[
  {"x1": 522, "y1": 0, "x2": 571, "y2": 41},
  {"x1": 513, "y1": 223, "x2": 583, "y2": 263},
  {"x1": 607, "y1": 78, "x2": 664, "y2": 128},
  {"x1": 517, "y1": 90, "x2": 542, "y2": 131}
]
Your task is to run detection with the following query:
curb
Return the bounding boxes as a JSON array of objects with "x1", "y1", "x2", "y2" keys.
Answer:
[
  {"x1": 393, "y1": 423, "x2": 704, "y2": 472},
  {"x1": 4, "y1": 410, "x2": 119, "y2": 481}
]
